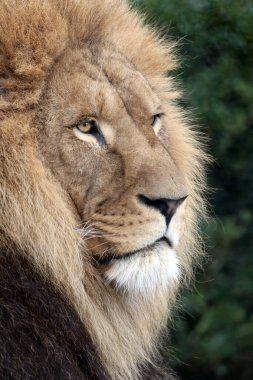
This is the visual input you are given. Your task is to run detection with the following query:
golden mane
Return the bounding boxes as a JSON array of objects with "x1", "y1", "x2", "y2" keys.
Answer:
[{"x1": 0, "y1": 1, "x2": 208, "y2": 379}]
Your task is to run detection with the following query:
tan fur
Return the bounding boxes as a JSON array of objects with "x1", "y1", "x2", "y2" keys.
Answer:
[{"x1": 0, "y1": 1, "x2": 208, "y2": 379}]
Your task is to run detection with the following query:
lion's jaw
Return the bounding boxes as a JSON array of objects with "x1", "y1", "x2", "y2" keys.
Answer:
[
  {"x1": 98, "y1": 200, "x2": 185, "y2": 297},
  {"x1": 104, "y1": 241, "x2": 181, "y2": 298}
]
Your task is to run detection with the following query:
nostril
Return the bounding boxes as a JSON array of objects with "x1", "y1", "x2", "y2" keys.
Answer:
[
  {"x1": 138, "y1": 195, "x2": 168, "y2": 217},
  {"x1": 155, "y1": 199, "x2": 168, "y2": 217},
  {"x1": 138, "y1": 194, "x2": 188, "y2": 225}
]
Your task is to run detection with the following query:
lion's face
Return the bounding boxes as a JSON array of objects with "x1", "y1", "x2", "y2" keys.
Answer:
[{"x1": 38, "y1": 46, "x2": 188, "y2": 296}]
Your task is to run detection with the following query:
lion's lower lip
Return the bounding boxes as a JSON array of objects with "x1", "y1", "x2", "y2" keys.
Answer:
[{"x1": 93, "y1": 237, "x2": 172, "y2": 265}]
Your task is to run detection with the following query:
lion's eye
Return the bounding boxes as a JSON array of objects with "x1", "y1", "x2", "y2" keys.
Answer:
[
  {"x1": 73, "y1": 118, "x2": 105, "y2": 145},
  {"x1": 76, "y1": 119, "x2": 96, "y2": 134},
  {"x1": 151, "y1": 113, "x2": 163, "y2": 128}
]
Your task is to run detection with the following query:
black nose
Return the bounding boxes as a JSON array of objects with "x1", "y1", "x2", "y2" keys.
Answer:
[{"x1": 138, "y1": 194, "x2": 188, "y2": 226}]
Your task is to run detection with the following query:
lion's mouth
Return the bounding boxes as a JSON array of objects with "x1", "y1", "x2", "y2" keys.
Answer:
[{"x1": 93, "y1": 237, "x2": 172, "y2": 265}]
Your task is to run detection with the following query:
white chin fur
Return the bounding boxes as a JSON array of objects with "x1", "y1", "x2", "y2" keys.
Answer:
[{"x1": 104, "y1": 241, "x2": 181, "y2": 297}]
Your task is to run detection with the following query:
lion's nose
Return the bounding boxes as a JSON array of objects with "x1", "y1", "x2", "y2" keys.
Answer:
[{"x1": 138, "y1": 194, "x2": 188, "y2": 226}]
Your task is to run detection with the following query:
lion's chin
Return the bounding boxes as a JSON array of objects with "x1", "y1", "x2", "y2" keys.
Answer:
[{"x1": 104, "y1": 241, "x2": 181, "y2": 298}]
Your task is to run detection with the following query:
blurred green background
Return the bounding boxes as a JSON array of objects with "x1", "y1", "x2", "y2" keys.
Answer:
[{"x1": 137, "y1": 1, "x2": 253, "y2": 379}]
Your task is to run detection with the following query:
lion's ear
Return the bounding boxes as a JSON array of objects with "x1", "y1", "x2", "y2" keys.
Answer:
[{"x1": 0, "y1": 0, "x2": 67, "y2": 112}]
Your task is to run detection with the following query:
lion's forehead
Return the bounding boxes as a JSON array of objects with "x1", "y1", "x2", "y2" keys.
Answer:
[{"x1": 48, "y1": 47, "x2": 160, "y2": 127}]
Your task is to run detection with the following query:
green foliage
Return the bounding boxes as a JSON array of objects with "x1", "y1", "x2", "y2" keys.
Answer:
[{"x1": 137, "y1": 1, "x2": 253, "y2": 379}]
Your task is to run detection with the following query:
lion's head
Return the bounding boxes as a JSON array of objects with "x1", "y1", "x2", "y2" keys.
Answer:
[
  {"x1": 0, "y1": 0, "x2": 207, "y2": 379},
  {"x1": 37, "y1": 44, "x2": 190, "y2": 296}
]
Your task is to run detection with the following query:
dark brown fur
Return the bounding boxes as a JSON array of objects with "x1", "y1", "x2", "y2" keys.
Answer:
[{"x1": 0, "y1": 244, "x2": 108, "y2": 380}]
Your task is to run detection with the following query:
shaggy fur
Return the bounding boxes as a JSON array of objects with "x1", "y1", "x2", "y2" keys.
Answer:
[{"x1": 0, "y1": 1, "x2": 208, "y2": 379}]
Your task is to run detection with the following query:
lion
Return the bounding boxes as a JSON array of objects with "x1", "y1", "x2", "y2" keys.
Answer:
[{"x1": 0, "y1": 0, "x2": 207, "y2": 379}]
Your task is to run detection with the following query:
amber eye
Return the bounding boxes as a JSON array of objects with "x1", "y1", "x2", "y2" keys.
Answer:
[
  {"x1": 76, "y1": 119, "x2": 95, "y2": 134},
  {"x1": 73, "y1": 118, "x2": 106, "y2": 145}
]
